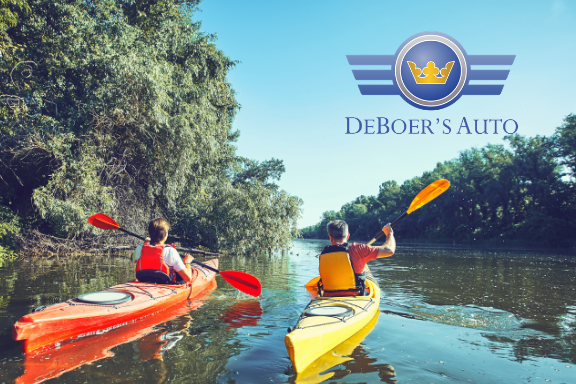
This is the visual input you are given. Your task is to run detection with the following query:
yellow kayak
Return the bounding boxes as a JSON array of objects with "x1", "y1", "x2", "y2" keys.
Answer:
[
  {"x1": 294, "y1": 311, "x2": 381, "y2": 383},
  {"x1": 285, "y1": 272, "x2": 381, "y2": 373}
]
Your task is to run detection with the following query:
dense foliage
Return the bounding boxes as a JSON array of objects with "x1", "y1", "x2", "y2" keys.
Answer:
[
  {"x1": 302, "y1": 116, "x2": 576, "y2": 247},
  {"x1": 0, "y1": 0, "x2": 301, "y2": 256}
]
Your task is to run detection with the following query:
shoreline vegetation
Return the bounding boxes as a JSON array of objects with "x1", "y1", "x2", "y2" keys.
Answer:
[
  {"x1": 0, "y1": 0, "x2": 302, "y2": 260},
  {"x1": 298, "y1": 237, "x2": 576, "y2": 253},
  {"x1": 301, "y1": 116, "x2": 576, "y2": 250}
]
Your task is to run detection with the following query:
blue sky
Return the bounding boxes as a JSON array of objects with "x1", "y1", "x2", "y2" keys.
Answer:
[{"x1": 194, "y1": 0, "x2": 576, "y2": 228}]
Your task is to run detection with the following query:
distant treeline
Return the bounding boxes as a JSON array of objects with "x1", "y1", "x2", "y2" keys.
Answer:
[{"x1": 301, "y1": 115, "x2": 576, "y2": 247}]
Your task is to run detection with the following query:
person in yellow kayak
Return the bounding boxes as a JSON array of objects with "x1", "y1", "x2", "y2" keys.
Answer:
[
  {"x1": 318, "y1": 220, "x2": 395, "y2": 296},
  {"x1": 132, "y1": 218, "x2": 195, "y2": 284}
]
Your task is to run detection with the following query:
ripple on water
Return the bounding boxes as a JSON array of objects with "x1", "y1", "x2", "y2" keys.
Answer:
[
  {"x1": 559, "y1": 306, "x2": 576, "y2": 334},
  {"x1": 409, "y1": 304, "x2": 523, "y2": 331}
]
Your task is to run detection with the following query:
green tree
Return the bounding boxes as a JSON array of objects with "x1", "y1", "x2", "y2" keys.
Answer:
[
  {"x1": 0, "y1": 0, "x2": 28, "y2": 38},
  {"x1": 302, "y1": 125, "x2": 575, "y2": 247},
  {"x1": 0, "y1": 0, "x2": 301, "y2": 255},
  {"x1": 554, "y1": 113, "x2": 576, "y2": 177}
]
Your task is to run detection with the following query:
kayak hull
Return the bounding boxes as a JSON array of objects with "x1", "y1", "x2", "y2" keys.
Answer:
[
  {"x1": 15, "y1": 280, "x2": 216, "y2": 384},
  {"x1": 13, "y1": 259, "x2": 218, "y2": 354},
  {"x1": 295, "y1": 311, "x2": 381, "y2": 383},
  {"x1": 285, "y1": 271, "x2": 380, "y2": 373}
]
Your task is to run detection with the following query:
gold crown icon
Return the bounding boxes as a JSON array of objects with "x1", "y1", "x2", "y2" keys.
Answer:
[{"x1": 407, "y1": 61, "x2": 455, "y2": 84}]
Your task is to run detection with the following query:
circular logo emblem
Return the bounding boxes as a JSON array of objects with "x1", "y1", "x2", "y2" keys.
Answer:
[{"x1": 395, "y1": 33, "x2": 467, "y2": 110}]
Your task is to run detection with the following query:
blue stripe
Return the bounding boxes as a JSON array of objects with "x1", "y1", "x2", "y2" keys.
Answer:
[
  {"x1": 468, "y1": 70, "x2": 510, "y2": 80},
  {"x1": 467, "y1": 55, "x2": 515, "y2": 65},
  {"x1": 462, "y1": 85, "x2": 505, "y2": 95},
  {"x1": 347, "y1": 55, "x2": 396, "y2": 65},
  {"x1": 358, "y1": 84, "x2": 399, "y2": 95},
  {"x1": 352, "y1": 70, "x2": 395, "y2": 80}
]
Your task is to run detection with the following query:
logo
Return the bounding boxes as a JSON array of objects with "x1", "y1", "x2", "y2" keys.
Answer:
[{"x1": 347, "y1": 32, "x2": 515, "y2": 110}]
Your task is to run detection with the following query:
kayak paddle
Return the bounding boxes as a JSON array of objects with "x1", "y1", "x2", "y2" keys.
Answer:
[
  {"x1": 88, "y1": 213, "x2": 262, "y2": 297},
  {"x1": 366, "y1": 179, "x2": 450, "y2": 245}
]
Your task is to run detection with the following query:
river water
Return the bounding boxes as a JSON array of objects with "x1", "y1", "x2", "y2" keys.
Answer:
[{"x1": 1, "y1": 239, "x2": 575, "y2": 383}]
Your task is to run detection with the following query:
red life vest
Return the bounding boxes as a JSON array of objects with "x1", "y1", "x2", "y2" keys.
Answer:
[{"x1": 135, "y1": 242, "x2": 177, "y2": 283}]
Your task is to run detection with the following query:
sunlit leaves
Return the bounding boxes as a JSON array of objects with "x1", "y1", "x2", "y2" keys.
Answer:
[
  {"x1": 0, "y1": 0, "x2": 301, "y2": 255},
  {"x1": 554, "y1": 114, "x2": 576, "y2": 177}
]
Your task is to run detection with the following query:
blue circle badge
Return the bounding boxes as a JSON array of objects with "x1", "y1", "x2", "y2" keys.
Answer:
[{"x1": 395, "y1": 33, "x2": 467, "y2": 110}]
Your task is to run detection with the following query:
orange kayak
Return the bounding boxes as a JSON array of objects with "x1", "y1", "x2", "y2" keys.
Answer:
[
  {"x1": 15, "y1": 279, "x2": 216, "y2": 384},
  {"x1": 13, "y1": 259, "x2": 218, "y2": 354}
]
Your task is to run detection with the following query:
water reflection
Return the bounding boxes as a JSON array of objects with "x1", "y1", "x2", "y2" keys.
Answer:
[
  {"x1": 373, "y1": 244, "x2": 576, "y2": 367},
  {"x1": 0, "y1": 241, "x2": 575, "y2": 383},
  {"x1": 13, "y1": 281, "x2": 216, "y2": 383},
  {"x1": 294, "y1": 312, "x2": 396, "y2": 384},
  {"x1": 219, "y1": 300, "x2": 263, "y2": 329}
]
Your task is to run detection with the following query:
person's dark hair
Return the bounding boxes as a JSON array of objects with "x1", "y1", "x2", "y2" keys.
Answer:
[
  {"x1": 149, "y1": 218, "x2": 170, "y2": 245},
  {"x1": 327, "y1": 220, "x2": 348, "y2": 241}
]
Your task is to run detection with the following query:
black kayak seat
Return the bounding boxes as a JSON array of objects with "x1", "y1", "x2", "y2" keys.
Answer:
[{"x1": 136, "y1": 270, "x2": 172, "y2": 284}]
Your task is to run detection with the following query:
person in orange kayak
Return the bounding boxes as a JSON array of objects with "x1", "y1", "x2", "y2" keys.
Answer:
[
  {"x1": 318, "y1": 220, "x2": 395, "y2": 296},
  {"x1": 133, "y1": 218, "x2": 194, "y2": 284}
]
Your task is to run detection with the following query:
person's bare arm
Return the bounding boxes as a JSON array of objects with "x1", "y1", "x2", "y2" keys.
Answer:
[
  {"x1": 177, "y1": 254, "x2": 194, "y2": 283},
  {"x1": 377, "y1": 224, "x2": 396, "y2": 258},
  {"x1": 133, "y1": 237, "x2": 150, "y2": 263}
]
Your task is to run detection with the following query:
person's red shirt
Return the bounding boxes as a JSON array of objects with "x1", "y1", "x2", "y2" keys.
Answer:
[{"x1": 348, "y1": 243, "x2": 380, "y2": 274}]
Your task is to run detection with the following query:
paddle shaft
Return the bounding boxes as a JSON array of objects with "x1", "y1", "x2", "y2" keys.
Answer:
[
  {"x1": 191, "y1": 259, "x2": 219, "y2": 274},
  {"x1": 119, "y1": 227, "x2": 145, "y2": 241},
  {"x1": 367, "y1": 179, "x2": 450, "y2": 245},
  {"x1": 367, "y1": 212, "x2": 407, "y2": 245}
]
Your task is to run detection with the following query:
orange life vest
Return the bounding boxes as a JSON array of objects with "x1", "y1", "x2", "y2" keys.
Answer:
[
  {"x1": 135, "y1": 242, "x2": 177, "y2": 284},
  {"x1": 318, "y1": 243, "x2": 365, "y2": 297}
]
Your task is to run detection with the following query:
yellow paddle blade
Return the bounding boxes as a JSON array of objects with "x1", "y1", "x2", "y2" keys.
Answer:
[
  {"x1": 406, "y1": 179, "x2": 450, "y2": 214},
  {"x1": 305, "y1": 276, "x2": 321, "y2": 287}
]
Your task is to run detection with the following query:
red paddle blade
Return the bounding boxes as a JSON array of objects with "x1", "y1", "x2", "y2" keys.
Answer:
[
  {"x1": 88, "y1": 213, "x2": 120, "y2": 230},
  {"x1": 220, "y1": 271, "x2": 262, "y2": 297}
]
